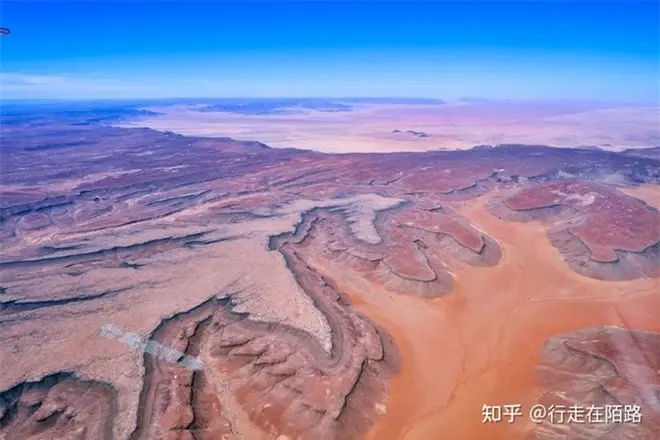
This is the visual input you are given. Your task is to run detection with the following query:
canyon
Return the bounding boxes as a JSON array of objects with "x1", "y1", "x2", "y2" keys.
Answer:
[{"x1": 1, "y1": 113, "x2": 659, "y2": 440}]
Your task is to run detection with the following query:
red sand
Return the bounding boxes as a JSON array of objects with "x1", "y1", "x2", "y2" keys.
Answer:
[{"x1": 326, "y1": 190, "x2": 660, "y2": 440}]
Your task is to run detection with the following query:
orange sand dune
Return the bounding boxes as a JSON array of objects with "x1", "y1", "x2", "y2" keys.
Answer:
[{"x1": 318, "y1": 189, "x2": 659, "y2": 440}]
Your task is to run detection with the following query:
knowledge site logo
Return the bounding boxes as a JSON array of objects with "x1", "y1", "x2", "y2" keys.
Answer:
[{"x1": 481, "y1": 403, "x2": 642, "y2": 425}]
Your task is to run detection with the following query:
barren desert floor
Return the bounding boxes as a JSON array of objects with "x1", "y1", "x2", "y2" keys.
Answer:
[
  {"x1": 119, "y1": 101, "x2": 660, "y2": 153},
  {"x1": 348, "y1": 190, "x2": 660, "y2": 440},
  {"x1": 1, "y1": 117, "x2": 659, "y2": 440},
  {"x1": 620, "y1": 184, "x2": 660, "y2": 209}
]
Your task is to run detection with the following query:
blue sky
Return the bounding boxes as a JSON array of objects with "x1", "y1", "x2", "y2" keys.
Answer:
[{"x1": 1, "y1": 1, "x2": 658, "y2": 101}]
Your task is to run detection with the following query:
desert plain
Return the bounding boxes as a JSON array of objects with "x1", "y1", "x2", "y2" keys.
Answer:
[
  {"x1": 119, "y1": 100, "x2": 660, "y2": 153},
  {"x1": 0, "y1": 99, "x2": 659, "y2": 440}
]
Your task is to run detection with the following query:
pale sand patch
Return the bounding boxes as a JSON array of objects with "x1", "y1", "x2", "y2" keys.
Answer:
[
  {"x1": 219, "y1": 194, "x2": 403, "y2": 352},
  {"x1": 117, "y1": 102, "x2": 660, "y2": 153},
  {"x1": 0, "y1": 191, "x2": 402, "y2": 439},
  {"x1": 620, "y1": 184, "x2": 660, "y2": 209},
  {"x1": 310, "y1": 189, "x2": 660, "y2": 440}
]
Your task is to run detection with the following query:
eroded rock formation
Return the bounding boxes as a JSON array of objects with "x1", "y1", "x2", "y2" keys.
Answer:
[
  {"x1": 128, "y1": 247, "x2": 400, "y2": 440},
  {"x1": 1, "y1": 118, "x2": 659, "y2": 440},
  {"x1": 533, "y1": 327, "x2": 660, "y2": 440},
  {"x1": 489, "y1": 180, "x2": 659, "y2": 280},
  {"x1": 0, "y1": 373, "x2": 117, "y2": 440}
]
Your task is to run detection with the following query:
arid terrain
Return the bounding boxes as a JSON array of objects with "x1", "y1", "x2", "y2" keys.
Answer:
[
  {"x1": 1, "y1": 102, "x2": 659, "y2": 440},
  {"x1": 118, "y1": 100, "x2": 660, "y2": 153}
]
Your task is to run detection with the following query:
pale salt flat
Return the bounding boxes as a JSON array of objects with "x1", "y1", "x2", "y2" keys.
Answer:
[{"x1": 117, "y1": 101, "x2": 660, "y2": 153}]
